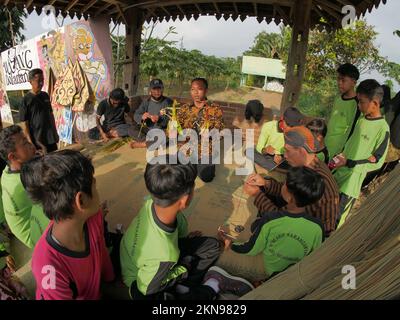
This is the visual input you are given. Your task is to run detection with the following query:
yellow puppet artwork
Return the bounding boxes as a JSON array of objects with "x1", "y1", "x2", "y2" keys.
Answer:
[
  {"x1": 39, "y1": 30, "x2": 66, "y2": 78},
  {"x1": 72, "y1": 26, "x2": 107, "y2": 97},
  {"x1": 52, "y1": 60, "x2": 76, "y2": 108}
]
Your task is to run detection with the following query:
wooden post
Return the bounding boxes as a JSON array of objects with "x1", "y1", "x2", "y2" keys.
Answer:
[
  {"x1": 123, "y1": 8, "x2": 144, "y2": 97},
  {"x1": 280, "y1": 0, "x2": 312, "y2": 112}
]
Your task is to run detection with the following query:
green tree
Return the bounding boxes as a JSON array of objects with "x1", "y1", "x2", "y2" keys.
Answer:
[
  {"x1": 0, "y1": 7, "x2": 26, "y2": 51},
  {"x1": 244, "y1": 27, "x2": 290, "y2": 59}
]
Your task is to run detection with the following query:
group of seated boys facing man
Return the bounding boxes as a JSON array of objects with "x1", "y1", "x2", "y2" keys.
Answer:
[{"x1": 0, "y1": 61, "x2": 394, "y2": 299}]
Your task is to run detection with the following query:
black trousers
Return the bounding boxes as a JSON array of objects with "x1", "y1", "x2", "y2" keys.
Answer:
[{"x1": 130, "y1": 236, "x2": 221, "y2": 300}]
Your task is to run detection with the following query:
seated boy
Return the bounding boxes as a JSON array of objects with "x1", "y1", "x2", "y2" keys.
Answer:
[
  {"x1": 333, "y1": 80, "x2": 390, "y2": 227},
  {"x1": 21, "y1": 150, "x2": 115, "y2": 300},
  {"x1": 0, "y1": 125, "x2": 49, "y2": 248},
  {"x1": 250, "y1": 107, "x2": 304, "y2": 171},
  {"x1": 120, "y1": 162, "x2": 253, "y2": 300},
  {"x1": 219, "y1": 167, "x2": 325, "y2": 278}
]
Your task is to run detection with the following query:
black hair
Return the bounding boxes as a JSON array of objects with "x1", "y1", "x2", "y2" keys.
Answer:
[
  {"x1": 245, "y1": 100, "x2": 264, "y2": 123},
  {"x1": 28, "y1": 68, "x2": 44, "y2": 81},
  {"x1": 356, "y1": 79, "x2": 384, "y2": 104},
  {"x1": 144, "y1": 162, "x2": 198, "y2": 208},
  {"x1": 191, "y1": 78, "x2": 208, "y2": 89},
  {"x1": 0, "y1": 125, "x2": 23, "y2": 163},
  {"x1": 110, "y1": 88, "x2": 127, "y2": 101},
  {"x1": 286, "y1": 167, "x2": 325, "y2": 208},
  {"x1": 21, "y1": 150, "x2": 95, "y2": 222},
  {"x1": 337, "y1": 63, "x2": 360, "y2": 81},
  {"x1": 306, "y1": 118, "x2": 327, "y2": 138}
]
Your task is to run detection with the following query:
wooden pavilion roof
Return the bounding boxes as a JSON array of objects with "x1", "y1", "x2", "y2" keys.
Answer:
[{"x1": 3, "y1": 0, "x2": 389, "y2": 28}]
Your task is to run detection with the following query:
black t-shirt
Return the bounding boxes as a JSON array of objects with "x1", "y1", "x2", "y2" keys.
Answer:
[
  {"x1": 97, "y1": 99, "x2": 130, "y2": 132},
  {"x1": 19, "y1": 92, "x2": 59, "y2": 146}
]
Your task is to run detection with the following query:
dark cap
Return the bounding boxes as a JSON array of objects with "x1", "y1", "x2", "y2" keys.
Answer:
[
  {"x1": 284, "y1": 126, "x2": 319, "y2": 154},
  {"x1": 150, "y1": 79, "x2": 164, "y2": 89},
  {"x1": 282, "y1": 107, "x2": 305, "y2": 127}
]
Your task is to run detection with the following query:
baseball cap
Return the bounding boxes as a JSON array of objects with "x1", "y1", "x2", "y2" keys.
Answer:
[
  {"x1": 150, "y1": 79, "x2": 164, "y2": 89},
  {"x1": 282, "y1": 107, "x2": 305, "y2": 127},
  {"x1": 284, "y1": 126, "x2": 320, "y2": 154}
]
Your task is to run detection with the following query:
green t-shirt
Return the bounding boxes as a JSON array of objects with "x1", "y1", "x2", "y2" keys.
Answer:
[
  {"x1": 231, "y1": 211, "x2": 324, "y2": 276},
  {"x1": 334, "y1": 116, "x2": 390, "y2": 199},
  {"x1": 1, "y1": 167, "x2": 49, "y2": 248},
  {"x1": 256, "y1": 120, "x2": 285, "y2": 154},
  {"x1": 120, "y1": 197, "x2": 189, "y2": 295},
  {"x1": 325, "y1": 95, "x2": 359, "y2": 159},
  {"x1": 0, "y1": 184, "x2": 4, "y2": 225}
]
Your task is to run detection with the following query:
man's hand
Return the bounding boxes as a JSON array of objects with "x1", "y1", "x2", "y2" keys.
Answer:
[
  {"x1": 187, "y1": 231, "x2": 203, "y2": 238},
  {"x1": 101, "y1": 201, "x2": 109, "y2": 218},
  {"x1": 6, "y1": 255, "x2": 16, "y2": 273},
  {"x1": 101, "y1": 134, "x2": 110, "y2": 143},
  {"x1": 244, "y1": 182, "x2": 261, "y2": 197},
  {"x1": 246, "y1": 174, "x2": 267, "y2": 187},
  {"x1": 150, "y1": 115, "x2": 159, "y2": 123},
  {"x1": 142, "y1": 112, "x2": 151, "y2": 121}
]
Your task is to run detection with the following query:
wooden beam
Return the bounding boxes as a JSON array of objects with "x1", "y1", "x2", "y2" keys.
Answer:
[
  {"x1": 160, "y1": 6, "x2": 171, "y2": 16},
  {"x1": 4, "y1": 0, "x2": 10, "y2": 6},
  {"x1": 213, "y1": 2, "x2": 220, "y2": 14},
  {"x1": 253, "y1": 3, "x2": 258, "y2": 16},
  {"x1": 281, "y1": 0, "x2": 312, "y2": 111},
  {"x1": 81, "y1": 0, "x2": 98, "y2": 13},
  {"x1": 65, "y1": 0, "x2": 79, "y2": 12},
  {"x1": 176, "y1": 4, "x2": 185, "y2": 16},
  {"x1": 194, "y1": 3, "x2": 203, "y2": 14},
  {"x1": 26, "y1": 0, "x2": 34, "y2": 9},
  {"x1": 123, "y1": 8, "x2": 144, "y2": 96}
]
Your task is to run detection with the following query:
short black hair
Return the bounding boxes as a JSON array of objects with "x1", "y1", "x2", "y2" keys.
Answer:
[
  {"x1": 29, "y1": 68, "x2": 44, "y2": 81},
  {"x1": 337, "y1": 63, "x2": 360, "y2": 81},
  {"x1": 356, "y1": 79, "x2": 384, "y2": 104},
  {"x1": 145, "y1": 162, "x2": 198, "y2": 207},
  {"x1": 110, "y1": 88, "x2": 127, "y2": 101},
  {"x1": 0, "y1": 125, "x2": 23, "y2": 163},
  {"x1": 286, "y1": 167, "x2": 325, "y2": 208},
  {"x1": 191, "y1": 78, "x2": 208, "y2": 89},
  {"x1": 21, "y1": 150, "x2": 95, "y2": 222},
  {"x1": 306, "y1": 118, "x2": 327, "y2": 138}
]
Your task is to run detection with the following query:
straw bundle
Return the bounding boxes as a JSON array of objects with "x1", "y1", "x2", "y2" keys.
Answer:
[{"x1": 242, "y1": 165, "x2": 400, "y2": 300}]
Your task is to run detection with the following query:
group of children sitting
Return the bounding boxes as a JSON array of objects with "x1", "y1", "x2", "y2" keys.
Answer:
[{"x1": 0, "y1": 62, "x2": 395, "y2": 300}]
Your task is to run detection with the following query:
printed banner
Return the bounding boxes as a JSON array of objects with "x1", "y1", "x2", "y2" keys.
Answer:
[
  {"x1": 1, "y1": 38, "x2": 41, "y2": 91},
  {"x1": 0, "y1": 56, "x2": 14, "y2": 124}
]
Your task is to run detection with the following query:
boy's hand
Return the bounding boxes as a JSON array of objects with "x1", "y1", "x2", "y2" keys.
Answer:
[
  {"x1": 262, "y1": 145, "x2": 275, "y2": 155},
  {"x1": 368, "y1": 155, "x2": 377, "y2": 163},
  {"x1": 274, "y1": 154, "x2": 283, "y2": 164},
  {"x1": 217, "y1": 228, "x2": 233, "y2": 250},
  {"x1": 246, "y1": 174, "x2": 266, "y2": 187},
  {"x1": 101, "y1": 201, "x2": 109, "y2": 218},
  {"x1": 244, "y1": 182, "x2": 262, "y2": 197},
  {"x1": 187, "y1": 231, "x2": 202, "y2": 238},
  {"x1": 334, "y1": 154, "x2": 347, "y2": 168}
]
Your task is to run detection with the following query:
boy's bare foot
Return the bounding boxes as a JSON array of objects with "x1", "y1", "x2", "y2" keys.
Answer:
[{"x1": 130, "y1": 141, "x2": 147, "y2": 149}]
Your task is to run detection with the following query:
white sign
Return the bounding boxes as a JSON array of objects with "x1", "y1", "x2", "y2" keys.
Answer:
[
  {"x1": 1, "y1": 38, "x2": 41, "y2": 91},
  {"x1": 0, "y1": 56, "x2": 14, "y2": 124}
]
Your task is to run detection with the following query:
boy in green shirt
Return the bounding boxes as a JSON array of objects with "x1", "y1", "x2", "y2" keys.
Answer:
[
  {"x1": 0, "y1": 125, "x2": 50, "y2": 249},
  {"x1": 333, "y1": 80, "x2": 390, "y2": 227},
  {"x1": 325, "y1": 63, "x2": 360, "y2": 159},
  {"x1": 251, "y1": 107, "x2": 304, "y2": 171},
  {"x1": 120, "y1": 162, "x2": 253, "y2": 300},
  {"x1": 218, "y1": 166, "x2": 325, "y2": 278}
]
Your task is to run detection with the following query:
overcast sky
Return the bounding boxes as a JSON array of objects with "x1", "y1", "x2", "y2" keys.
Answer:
[{"x1": 22, "y1": 1, "x2": 400, "y2": 90}]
